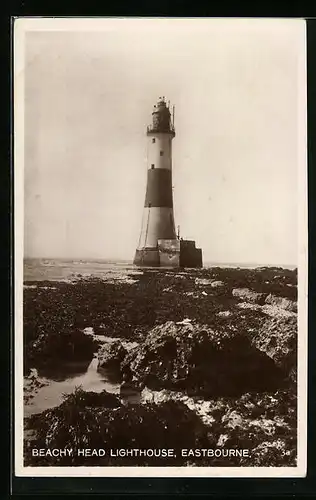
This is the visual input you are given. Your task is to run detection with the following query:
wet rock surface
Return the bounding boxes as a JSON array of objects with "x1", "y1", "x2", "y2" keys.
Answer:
[
  {"x1": 24, "y1": 388, "x2": 210, "y2": 467},
  {"x1": 264, "y1": 293, "x2": 297, "y2": 313},
  {"x1": 24, "y1": 369, "x2": 49, "y2": 404},
  {"x1": 141, "y1": 386, "x2": 296, "y2": 466},
  {"x1": 23, "y1": 265, "x2": 298, "y2": 467},
  {"x1": 25, "y1": 327, "x2": 98, "y2": 378},
  {"x1": 121, "y1": 321, "x2": 285, "y2": 396},
  {"x1": 97, "y1": 340, "x2": 127, "y2": 373},
  {"x1": 24, "y1": 386, "x2": 296, "y2": 467},
  {"x1": 252, "y1": 316, "x2": 297, "y2": 381},
  {"x1": 23, "y1": 266, "x2": 297, "y2": 375},
  {"x1": 232, "y1": 288, "x2": 267, "y2": 305}
]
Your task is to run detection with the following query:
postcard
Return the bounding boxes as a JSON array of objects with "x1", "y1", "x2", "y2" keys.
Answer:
[{"x1": 14, "y1": 17, "x2": 307, "y2": 478}]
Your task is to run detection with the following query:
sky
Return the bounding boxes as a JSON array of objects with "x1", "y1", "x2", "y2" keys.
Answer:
[{"x1": 21, "y1": 18, "x2": 306, "y2": 265}]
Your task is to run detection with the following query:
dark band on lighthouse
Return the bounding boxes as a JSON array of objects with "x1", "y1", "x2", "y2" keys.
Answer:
[{"x1": 145, "y1": 169, "x2": 173, "y2": 208}]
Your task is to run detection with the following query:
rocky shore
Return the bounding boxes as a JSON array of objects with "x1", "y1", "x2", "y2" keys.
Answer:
[{"x1": 23, "y1": 265, "x2": 297, "y2": 467}]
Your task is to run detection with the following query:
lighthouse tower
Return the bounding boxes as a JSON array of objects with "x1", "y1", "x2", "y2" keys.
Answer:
[
  {"x1": 134, "y1": 97, "x2": 176, "y2": 267},
  {"x1": 134, "y1": 97, "x2": 203, "y2": 268}
]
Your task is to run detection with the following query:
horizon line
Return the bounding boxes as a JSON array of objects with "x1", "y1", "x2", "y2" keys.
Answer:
[{"x1": 23, "y1": 256, "x2": 297, "y2": 269}]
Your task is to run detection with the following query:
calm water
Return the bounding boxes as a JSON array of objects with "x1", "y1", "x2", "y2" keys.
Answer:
[
  {"x1": 24, "y1": 357, "x2": 120, "y2": 417},
  {"x1": 24, "y1": 258, "x2": 141, "y2": 282},
  {"x1": 24, "y1": 258, "x2": 296, "y2": 283},
  {"x1": 25, "y1": 335, "x2": 140, "y2": 416}
]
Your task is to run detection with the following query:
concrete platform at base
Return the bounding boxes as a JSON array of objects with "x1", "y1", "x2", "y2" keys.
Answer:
[
  {"x1": 179, "y1": 239, "x2": 203, "y2": 268},
  {"x1": 134, "y1": 239, "x2": 203, "y2": 268},
  {"x1": 158, "y1": 239, "x2": 180, "y2": 267},
  {"x1": 133, "y1": 248, "x2": 160, "y2": 267}
]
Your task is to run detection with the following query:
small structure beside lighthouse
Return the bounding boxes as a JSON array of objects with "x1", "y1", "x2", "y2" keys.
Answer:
[{"x1": 134, "y1": 97, "x2": 202, "y2": 268}]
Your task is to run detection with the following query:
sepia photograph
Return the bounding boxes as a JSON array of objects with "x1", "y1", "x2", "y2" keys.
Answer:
[{"x1": 14, "y1": 17, "x2": 307, "y2": 477}]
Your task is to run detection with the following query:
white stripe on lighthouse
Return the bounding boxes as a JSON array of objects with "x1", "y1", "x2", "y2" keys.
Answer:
[{"x1": 147, "y1": 133, "x2": 173, "y2": 170}]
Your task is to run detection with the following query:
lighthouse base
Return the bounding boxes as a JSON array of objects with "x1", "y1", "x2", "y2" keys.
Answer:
[
  {"x1": 133, "y1": 248, "x2": 160, "y2": 267},
  {"x1": 134, "y1": 239, "x2": 203, "y2": 268}
]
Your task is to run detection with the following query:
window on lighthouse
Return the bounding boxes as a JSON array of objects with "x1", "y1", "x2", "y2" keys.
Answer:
[
  {"x1": 152, "y1": 138, "x2": 156, "y2": 143},
  {"x1": 160, "y1": 151, "x2": 164, "y2": 156}
]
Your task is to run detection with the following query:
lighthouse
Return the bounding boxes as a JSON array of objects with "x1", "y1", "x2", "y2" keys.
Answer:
[{"x1": 134, "y1": 97, "x2": 203, "y2": 268}]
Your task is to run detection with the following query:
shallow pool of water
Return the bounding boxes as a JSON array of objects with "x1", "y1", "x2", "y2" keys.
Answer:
[{"x1": 24, "y1": 357, "x2": 120, "y2": 417}]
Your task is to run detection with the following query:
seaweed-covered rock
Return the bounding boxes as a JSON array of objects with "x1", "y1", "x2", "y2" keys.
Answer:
[
  {"x1": 59, "y1": 387, "x2": 122, "y2": 409},
  {"x1": 264, "y1": 294, "x2": 297, "y2": 313},
  {"x1": 25, "y1": 387, "x2": 296, "y2": 467},
  {"x1": 23, "y1": 266, "x2": 297, "y2": 375},
  {"x1": 195, "y1": 278, "x2": 224, "y2": 288},
  {"x1": 208, "y1": 389, "x2": 297, "y2": 466},
  {"x1": 141, "y1": 387, "x2": 297, "y2": 466},
  {"x1": 232, "y1": 288, "x2": 266, "y2": 305},
  {"x1": 252, "y1": 316, "x2": 297, "y2": 380},
  {"x1": 121, "y1": 321, "x2": 284, "y2": 396},
  {"x1": 24, "y1": 389, "x2": 210, "y2": 467},
  {"x1": 97, "y1": 340, "x2": 127, "y2": 373},
  {"x1": 25, "y1": 327, "x2": 98, "y2": 376}
]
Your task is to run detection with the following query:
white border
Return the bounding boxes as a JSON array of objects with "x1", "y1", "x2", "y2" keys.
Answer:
[{"x1": 14, "y1": 17, "x2": 308, "y2": 478}]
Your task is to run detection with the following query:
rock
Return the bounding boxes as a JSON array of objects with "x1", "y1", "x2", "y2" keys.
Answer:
[
  {"x1": 25, "y1": 396, "x2": 210, "y2": 467},
  {"x1": 176, "y1": 318, "x2": 192, "y2": 325},
  {"x1": 97, "y1": 340, "x2": 127, "y2": 373},
  {"x1": 221, "y1": 410, "x2": 244, "y2": 429},
  {"x1": 288, "y1": 366, "x2": 297, "y2": 384},
  {"x1": 251, "y1": 316, "x2": 297, "y2": 378},
  {"x1": 236, "y1": 302, "x2": 261, "y2": 311},
  {"x1": 121, "y1": 321, "x2": 285, "y2": 396},
  {"x1": 120, "y1": 380, "x2": 142, "y2": 404},
  {"x1": 23, "y1": 265, "x2": 297, "y2": 375},
  {"x1": 205, "y1": 389, "x2": 297, "y2": 466},
  {"x1": 83, "y1": 327, "x2": 94, "y2": 335},
  {"x1": 265, "y1": 294, "x2": 297, "y2": 313},
  {"x1": 261, "y1": 304, "x2": 296, "y2": 318},
  {"x1": 249, "y1": 439, "x2": 296, "y2": 467},
  {"x1": 217, "y1": 433, "x2": 229, "y2": 446},
  {"x1": 195, "y1": 278, "x2": 224, "y2": 288},
  {"x1": 61, "y1": 387, "x2": 122, "y2": 409},
  {"x1": 24, "y1": 387, "x2": 296, "y2": 467},
  {"x1": 232, "y1": 288, "x2": 266, "y2": 305},
  {"x1": 210, "y1": 280, "x2": 225, "y2": 288},
  {"x1": 29, "y1": 368, "x2": 38, "y2": 379},
  {"x1": 26, "y1": 327, "x2": 97, "y2": 376}
]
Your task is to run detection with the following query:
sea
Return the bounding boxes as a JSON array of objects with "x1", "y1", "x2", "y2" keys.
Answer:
[
  {"x1": 23, "y1": 258, "x2": 296, "y2": 282},
  {"x1": 23, "y1": 258, "x2": 138, "y2": 282}
]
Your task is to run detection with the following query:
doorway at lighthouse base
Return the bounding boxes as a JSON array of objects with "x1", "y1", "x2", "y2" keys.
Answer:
[{"x1": 134, "y1": 239, "x2": 203, "y2": 268}]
